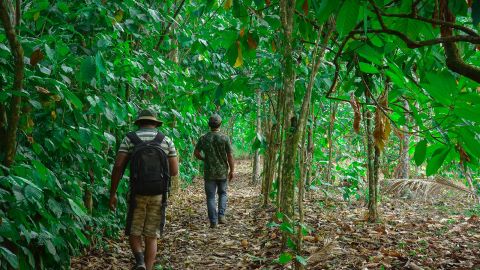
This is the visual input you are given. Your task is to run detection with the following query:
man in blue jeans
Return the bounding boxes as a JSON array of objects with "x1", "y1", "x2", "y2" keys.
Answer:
[{"x1": 194, "y1": 114, "x2": 235, "y2": 228}]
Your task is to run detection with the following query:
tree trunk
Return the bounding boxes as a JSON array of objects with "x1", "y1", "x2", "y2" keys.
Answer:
[
  {"x1": 0, "y1": 0, "x2": 25, "y2": 167},
  {"x1": 365, "y1": 108, "x2": 378, "y2": 222},
  {"x1": 262, "y1": 91, "x2": 282, "y2": 206},
  {"x1": 325, "y1": 102, "x2": 338, "y2": 183},
  {"x1": 304, "y1": 110, "x2": 315, "y2": 191},
  {"x1": 84, "y1": 168, "x2": 95, "y2": 214},
  {"x1": 252, "y1": 88, "x2": 262, "y2": 185},
  {"x1": 278, "y1": 0, "x2": 296, "y2": 223},
  {"x1": 394, "y1": 99, "x2": 410, "y2": 179},
  {"x1": 295, "y1": 124, "x2": 307, "y2": 270}
]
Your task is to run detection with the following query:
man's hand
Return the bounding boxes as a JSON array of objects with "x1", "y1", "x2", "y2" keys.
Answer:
[
  {"x1": 228, "y1": 171, "x2": 234, "y2": 181},
  {"x1": 109, "y1": 194, "x2": 117, "y2": 211}
]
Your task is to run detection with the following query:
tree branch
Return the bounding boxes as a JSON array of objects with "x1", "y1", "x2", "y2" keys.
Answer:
[
  {"x1": 154, "y1": 0, "x2": 186, "y2": 50},
  {"x1": 0, "y1": 0, "x2": 24, "y2": 167}
]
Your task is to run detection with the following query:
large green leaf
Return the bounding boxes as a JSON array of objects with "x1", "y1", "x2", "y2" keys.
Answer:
[
  {"x1": 359, "y1": 62, "x2": 379, "y2": 74},
  {"x1": 0, "y1": 247, "x2": 18, "y2": 269},
  {"x1": 68, "y1": 198, "x2": 87, "y2": 217},
  {"x1": 414, "y1": 140, "x2": 427, "y2": 166},
  {"x1": 79, "y1": 56, "x2": 96, "y2": 83},
  {"x1": 314, "y1": 0, "x2": 340, "y2": 24},
  {"x1": 336, "y1": 0, "x2": 360, "y2": 36},
  {"x1": 473, "y1": 0, "x2": 480, "y2": 26},
  {"x1": 426, "y1": 146, "x2": 451, "y2": 176},
  {"x1": 422, "y1": 71, "x2": 457, "y2": 105}
]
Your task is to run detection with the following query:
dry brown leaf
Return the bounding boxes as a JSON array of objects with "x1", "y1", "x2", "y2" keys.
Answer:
[
  {"x1": 30, "y1": 49, "x2": 44, "y2": 66},
  {"x1": 302, "y1": 0, "x2": 308, "y2": 15},
  {"x1": 35, "y1": 86, "x2": 51, "y2": 95},
  {"x1": 303, "y1": 235, "x2": 316, "y2": 242},
  {"x1": 373, "y1": 90, "x2": 390, "y2": 151},
  {"x1": 349, "y1": 92, "x2": 361, "y2": 133},
  {"x1": 241, "y1": 239, "x2": 248, "y2": 248}
]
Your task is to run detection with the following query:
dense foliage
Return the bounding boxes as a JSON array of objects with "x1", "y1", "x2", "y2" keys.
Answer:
[{"x1": 0, "y1": 0, "x2": 479, "y2": 269}]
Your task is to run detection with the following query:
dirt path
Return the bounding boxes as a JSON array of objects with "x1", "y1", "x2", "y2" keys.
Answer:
[
  {"x1": 72, "y1": 160, "x2": 271, "y2": 270},
  {"x1": 72, "y1": 160, "x2": 480, "y2": 269}
]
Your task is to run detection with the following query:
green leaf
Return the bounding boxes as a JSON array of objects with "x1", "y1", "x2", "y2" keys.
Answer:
[
  {"x1": 64, "y1": 89, "x2": 83, "y2": 109},
  {"x1": 473, "y1": 0, "x2": 480, "y2": 26},
  {"x1": 45, "y1": 240, "x2": 57, "y2": 257},
  {"x1": 448, "y1": 0, "x2": 468, "y2": 16},
  {"x1": 68, "y1": 198, "x2": 87, "y2": 217},
  {"x1": 414, "y1": 140, "x2": 427, "y2": 166},
  {"x1": 0, "y1": 247, "x2": 18, "y2": 269},
  {"x1": 458, "y1": 127, "x2": 480, "y2": 159},
  {"x1": 232, "y1": 0, "x2": 248, "y2": 22},
  {"x1": 359, "y1": 62, "x2": 379, "y2": 74},
  {"x1": 278, "y1": 252, "x2": 293, "y2": 264},
  {"x1": 74, "y1": 228, "x2": 90, "y2": 245},
  {"x1": 79, "y1": 56, "x2": 96, "y2": 83},
  {"x1": 226, "y1": 42, "x2": 238, "y2": 67},
  {"x1": 422, "y1": 71, "x2": 457, "y2": 105},
  {"x1": 336, "y1": 0, "x2": 359, "y2": 36},
  {"x1": 426, "y1": 146, "x2": 451, "y2": 176},
  {"x1": 314, "y1": 0, "x2": 339, "y2": 24},
  {"x1": 296, "y1": 255, "x2": 308, "y2": 266}
]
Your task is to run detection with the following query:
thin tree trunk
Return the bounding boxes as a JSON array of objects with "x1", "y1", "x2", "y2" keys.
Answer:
[
  {"x1": 262, "y1": 88, "x2": 284, "y2": 206},
  {"x1": 0, "y1": 0, "x2": 25, "y2": 167},
  {"x1": 394, "y1": 99, "x2": 410, "y2": 179},
  {"x1": 325, "y1": 102, "x2": 338, "y2": 183},
  {"x1": 252, "y1": 88, "x2": 262, "y2": 185},
  {"x1": 304, "y1": 110, "x2": 315, "y2": 191},
  {"x1": 461, "y1": 163, "x2": 480, "y2": 204},
  {"x1": 366, "y1": 107, "x2": 378, "y2": 222},
  {"x1": 84, "y1": 168, "x2": 95, "y2": 214},
  {"x1": 295, "y1": 124, "x2": 307, "y2": 270}
]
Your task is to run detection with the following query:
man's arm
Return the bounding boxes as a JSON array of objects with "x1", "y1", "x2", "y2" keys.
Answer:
[
  {"x1": 194, "y1": 148, "x2": 204, "y2": 161},
  {"x1": 109, "y1": 152, "x2": 129, "y2": 210},
  {"x1": 168, "y1": 156, "x2": 179, "y2": 177},
  {"x1": 227, "y1": 152, "x2": 234, "y2": 181}
]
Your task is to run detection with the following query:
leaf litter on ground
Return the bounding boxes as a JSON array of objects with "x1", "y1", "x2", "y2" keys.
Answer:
[{"x1": 72, "y1": 160, "x2": 480, "y2": 269}]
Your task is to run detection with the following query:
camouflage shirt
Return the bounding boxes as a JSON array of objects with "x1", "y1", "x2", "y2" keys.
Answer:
[{"x1": 195, "y1": 130, "x2": 232, "y2": 180}]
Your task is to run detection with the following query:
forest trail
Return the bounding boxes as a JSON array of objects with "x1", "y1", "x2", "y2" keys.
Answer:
[
  {"x1": 72, "y1": 159, "x2": 272, "y2": 269},
  {"x1": 72, "y1": 160, "x2": 480, "y2": 270}
]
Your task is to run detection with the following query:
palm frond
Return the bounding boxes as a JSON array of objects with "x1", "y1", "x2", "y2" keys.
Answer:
[{"x1": 384, "y1": 177, "x2": 475, "y2": 199}]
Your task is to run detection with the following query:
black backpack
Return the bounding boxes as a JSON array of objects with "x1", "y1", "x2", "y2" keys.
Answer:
[{"x1": 127, "y1": 132, "x2": 170, "y2": 195}]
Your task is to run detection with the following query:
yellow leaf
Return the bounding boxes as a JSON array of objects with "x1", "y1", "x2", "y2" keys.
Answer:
[
  {"x1": 239, "y1": 28, "x2": 245, "y2": 38},
  {"x1": 51, "y1": 111, "x2": 57, "y2": 120},
  {"x1": 27, "y1": 118, "x2": 34, "y2": 128},
  {"x1": 33, "y1": 12, "x2": 40, "y2": 21},
  {"x1": 271, "y1": 40, "x2": 277, "y2": 52},
  {"x1": 234, "y1": 41, "x2": 243, "y2": 67},
  {"x1": 224, "y1": 0, "x2": 233, "y2": 10},
  {"x1": 114, "y1": 10, "x2": 124, "y2": 23}
]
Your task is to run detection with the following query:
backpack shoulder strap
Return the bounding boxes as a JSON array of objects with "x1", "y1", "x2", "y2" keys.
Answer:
[
  {"x1": 126, "y1": 131, "x2": 143, "y2": 146},
  {"x1": 153, "y1": 132, "x2": 165, "y2": 145}
]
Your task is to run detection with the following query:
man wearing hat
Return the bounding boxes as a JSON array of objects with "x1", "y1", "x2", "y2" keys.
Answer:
[
  {"x1": 109, "y1": 109, "x2": 179, "y2": 270},
  {"x1": 194, "y1": 113, "x2": 235, "y2": 228}
]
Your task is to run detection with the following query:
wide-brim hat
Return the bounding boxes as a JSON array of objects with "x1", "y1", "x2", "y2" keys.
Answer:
[{"x1": 134, "y1": 109, "x2": 163, "y2": 126}]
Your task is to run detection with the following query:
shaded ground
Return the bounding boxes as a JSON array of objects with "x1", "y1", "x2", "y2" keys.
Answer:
[{"x1": 72, "y1": 160, "x2": 480, "y2": 269}]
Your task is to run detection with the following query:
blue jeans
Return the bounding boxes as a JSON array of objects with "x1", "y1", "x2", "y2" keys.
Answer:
[{"x1": 204, "y1": 180, "x2": 227, "y2": 223}]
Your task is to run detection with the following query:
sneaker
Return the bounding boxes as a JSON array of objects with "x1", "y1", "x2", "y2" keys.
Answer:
[
  {"x1": 210, "y1": 222, "x2": 217, "y2": 228},
  {"x1": 218, "y1": 216, "x2": 226, "y2": 224}
]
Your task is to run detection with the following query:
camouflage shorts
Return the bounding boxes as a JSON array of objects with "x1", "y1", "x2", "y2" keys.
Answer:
[{"x1": 128, "y1": 194, "x2": 163, "y2": 238}]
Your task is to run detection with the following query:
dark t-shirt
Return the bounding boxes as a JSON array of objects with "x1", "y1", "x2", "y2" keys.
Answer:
[{"x1": 195, "y1": 131, "x2": 232, "y2": 180}]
